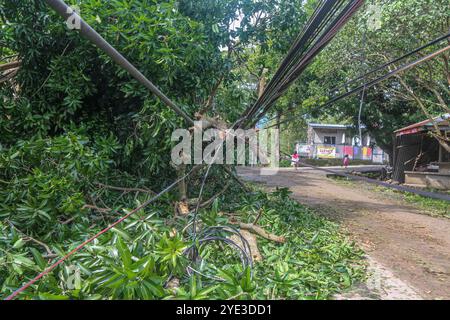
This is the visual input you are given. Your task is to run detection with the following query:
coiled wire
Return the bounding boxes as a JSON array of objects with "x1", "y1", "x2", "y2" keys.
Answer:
[{"x1": 183, "y1": 225, "x2": 253, "y2": 281}]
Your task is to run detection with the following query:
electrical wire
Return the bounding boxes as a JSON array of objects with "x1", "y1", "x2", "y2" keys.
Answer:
[
  {"x1": 238, "y1": 0, "x2": 343, "y2": 126},
  {"x1": 263, "y1": 43, "x2": 450, "y2": 129},
  {"x1": 241, "y1": 0, "x2": 364, "y2": 129},
  {"x1": 184, "y1": 226, "x2": 253, "y2": 282},
  {"x1": 183, "y1": 116, "x2": 255, "y2": 282},
  {"x1": 329, "y1": 31, "x2": 450, "y2": 94}
]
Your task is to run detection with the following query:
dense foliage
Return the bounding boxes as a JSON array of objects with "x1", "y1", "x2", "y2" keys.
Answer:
[
  {"x1": 0, "y1": 0, "x2": 368, "y2": 300},
  {"x1": 1, "y1": 186, "x2": 364, "y2": 299},
  {"x1": 1, "y1": 0, "x2": 227, "y2": 179},
  {"x1": 270, "y1": 0, "x2": 450, "y2": 156}
]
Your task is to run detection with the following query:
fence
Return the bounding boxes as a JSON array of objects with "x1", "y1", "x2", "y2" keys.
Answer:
[{"x1": 297, "y1": 144, "x2": 387, "y2": 163}]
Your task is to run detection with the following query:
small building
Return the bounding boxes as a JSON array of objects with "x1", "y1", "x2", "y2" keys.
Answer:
[
  {"x1": 307, "y1": 123, "x2": 371, "y2": 147},
  {"x1": 300, "y1": 123, "x2": 385, "y2": 162},
  {"x1": 392, "y1": 114, "x2": 450, "y2": 189}
]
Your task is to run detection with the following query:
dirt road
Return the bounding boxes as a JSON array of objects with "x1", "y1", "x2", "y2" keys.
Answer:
[{"x1": 238, "y1": 167, "x2": 450, "y2": 300}]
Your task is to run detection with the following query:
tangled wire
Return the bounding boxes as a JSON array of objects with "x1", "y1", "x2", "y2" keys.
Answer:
[{"x1": 183, "y1": 225, "x2": 253, "y2": 281}]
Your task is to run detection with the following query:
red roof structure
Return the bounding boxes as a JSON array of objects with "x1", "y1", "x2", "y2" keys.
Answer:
[{"x1": 395, "y1": 114, "x2": 450, "y2": 137}]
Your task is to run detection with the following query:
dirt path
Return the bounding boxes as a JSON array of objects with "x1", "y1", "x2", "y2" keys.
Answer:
[{"x1": 238, "y1": 167, "x2": 450, "y2": 300}]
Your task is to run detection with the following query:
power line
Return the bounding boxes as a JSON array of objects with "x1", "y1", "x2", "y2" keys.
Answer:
[
  {"x1": 237, "y1": 0, "x2": 341, "y2": 127},
  {"x1": 262, "y1": 32, "x2": 450, "y2": 127},
  {"x1": 241, "y1": 0, "x2": 344, "y2": 125},
  {"x1": 329, "y1": 31, "x2": 450, "y2": 94},
  {"x1": 241, "y1": 0, "x2": 364, "y2": 129},
  {"x1": 319, "y1": 45, "x2": 450, "y2": 110},
  {"x1": 264, "y1": 42, "x2": 450, "y2": 129}
]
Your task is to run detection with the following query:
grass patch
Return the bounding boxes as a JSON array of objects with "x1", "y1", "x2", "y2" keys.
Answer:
[
  {"x1": 329, "y1": 176, "x2": 449, "y2": 218},
  {"x1": 373, "y1": 187, "x2": 449, "y2": 218},
  {"x1": 280, "y1": 158, "x2": 375, "y2": 168}
]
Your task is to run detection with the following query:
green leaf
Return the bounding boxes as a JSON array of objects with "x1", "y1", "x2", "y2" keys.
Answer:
[
  {"x1": 117, "y1": 237, "x2": 132, "y2": 268},
  {"x1": 13, "y1": 238, "x2": 25, "y2": 249},
  {"x1": 14, "y1": 255, "x2": 35, "y2": 267},
  {"x1": 39, "y1": 293, "x2": 69, "y2": 300},
  {"x1": 30, "y1": 248, "x2": 47, "y2": 270},
  {"x1": 112, "y1": 228, "x2": 131, "y2": 241}
]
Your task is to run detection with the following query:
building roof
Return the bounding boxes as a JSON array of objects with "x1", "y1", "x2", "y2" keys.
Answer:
[
  {"x1": 308, "y1": 123, "x2": 365, "y2": 130},
  {"x1": 308, "y1": 123, "x2": 352, "y2": 129},
  {"x1": 395, "y1": 114, "x2": 450, "y2": 136}
]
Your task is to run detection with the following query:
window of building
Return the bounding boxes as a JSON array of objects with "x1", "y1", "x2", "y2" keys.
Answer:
[{"x1": 324, "y1": 136, "x2": 336, "y2": 145}]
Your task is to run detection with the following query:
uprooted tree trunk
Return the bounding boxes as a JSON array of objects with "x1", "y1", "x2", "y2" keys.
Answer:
[
  {"x1": 171, "y1": 130, "x2": 195, "y2": 216},
  {"x1": 0, "y1": 60, "x2": 21, "y2": 84},
  {"x1": 0, "y1": 60, "x2": 21, "y2": 72},
  {"x1": 177, "y1": 164, "x2": 188, "y2": 202},
  {"x1": 174, "y1": 162, "x2": 191, "y2": 216}
]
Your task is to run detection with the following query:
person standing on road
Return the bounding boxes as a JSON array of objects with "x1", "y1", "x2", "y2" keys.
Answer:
[
  {"x1": 343, "y1": 154, "x2": 350, "y2": 169},
  {"x1": 291, "y1": 151, "x2": 300, "y2": 169}
]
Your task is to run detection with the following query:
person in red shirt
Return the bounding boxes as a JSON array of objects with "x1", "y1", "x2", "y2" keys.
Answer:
[
  {"x1": 343, "y1": 154, "x2": 350, "y2": 169},
  {"x1": 291, "y1": 151, "x2": 300, "y2": 169}
]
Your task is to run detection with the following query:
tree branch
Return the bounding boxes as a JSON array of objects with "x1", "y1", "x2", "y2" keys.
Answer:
[
  {"x1": 8, "y1": 223, "x2": 54, "y2": 256},
  {"x1": 236, "y1": 223, "x2": 285, "y2": 243},
  {"x1": 396, "y1": 75, "x2": 450, "y2": 152},
  {"x1": 97, "y1": 183, "x2": 156, "y2": 195},
  {"x1": 0, "y1": 60, "x2": 21, "y2": 72},
  {"x1": 82, "y1": 204, "x2": 112, "y2": 213}
]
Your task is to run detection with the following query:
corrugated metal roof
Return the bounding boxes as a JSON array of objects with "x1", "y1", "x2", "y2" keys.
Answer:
[
  {"x1": 308, "y1": 123, "x2": 351, "y2": 129},
  {"x1": 395, "y1": 114, "x2": 450, "y2": 136},
  {"x1": 308, "y1": 123, "x2": 366, "y2": 130}
]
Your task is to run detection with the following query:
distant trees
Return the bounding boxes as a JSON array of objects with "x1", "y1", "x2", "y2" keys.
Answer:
[{"x1": 296, "y1": 0, "x2": 450, "y2": 155}]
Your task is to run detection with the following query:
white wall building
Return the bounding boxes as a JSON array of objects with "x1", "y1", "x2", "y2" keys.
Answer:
[{"x1": 307, "y1": 123, "x2": 371, "y2": 147}]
